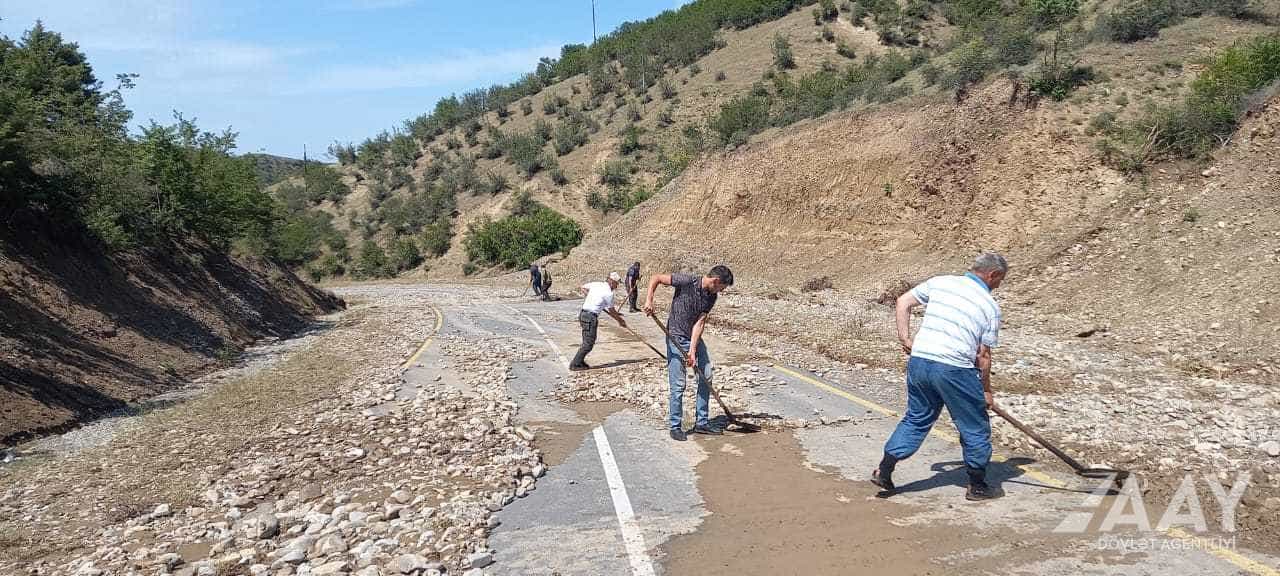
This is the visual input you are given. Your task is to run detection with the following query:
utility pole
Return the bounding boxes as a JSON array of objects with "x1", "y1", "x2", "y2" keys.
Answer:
[{"x1": 591, "y1": 0, "x2": 597, "y2": 44}]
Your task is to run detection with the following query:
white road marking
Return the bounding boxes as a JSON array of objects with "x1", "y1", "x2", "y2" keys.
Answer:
[
  {"x1": 503, "y1": 305, "x2": 570, "y2": 369},
  {"x1": 593, "y1": 426, "x2": 658, "y2": 576}
]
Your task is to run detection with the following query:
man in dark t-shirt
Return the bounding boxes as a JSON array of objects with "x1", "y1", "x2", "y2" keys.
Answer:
[{"x1": 643, "y1": 265, "x2": 735, "y2": 441}]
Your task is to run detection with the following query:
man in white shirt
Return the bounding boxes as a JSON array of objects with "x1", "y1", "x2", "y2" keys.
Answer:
[
  {"x1": 569, "y1": 272, "x2": 627, "y2": 371},
  {"x1": 871, "y1": 253, "x2": 1007, "y2": 501}
]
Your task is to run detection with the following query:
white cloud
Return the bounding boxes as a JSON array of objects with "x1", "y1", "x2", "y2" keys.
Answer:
[{"x1": 292, "y1": 43, "x2": 560, "y2": 94}]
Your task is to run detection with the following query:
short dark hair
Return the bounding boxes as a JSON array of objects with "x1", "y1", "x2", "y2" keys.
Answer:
[{"x1": 708, "y1": 265, "x2": 734, "y2": 286}]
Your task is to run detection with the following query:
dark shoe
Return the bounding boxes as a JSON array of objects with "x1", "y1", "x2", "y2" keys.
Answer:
[
  {"x1": 966, "y1": 482, "x2": 997, "y2": 501},
  {"x1": 870, "y1": 468, "x2": 896, "y2": 493},
  {"x1": 691, "y1": 424, "x2": 723, "y2": 436},
  {"x1": 669, "y1": 428, "x2": 687, "y2": 442},
  {"x1": 569, "y1": 363, "x2": 590, "y2": 372}
]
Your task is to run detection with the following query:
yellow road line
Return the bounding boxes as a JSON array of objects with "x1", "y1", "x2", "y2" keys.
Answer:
[
  {"x1": 1167, "y1": 528, "x2": 1280, "y2": 576},
  {"x1": 776, "y1": 364, "x2": 1279, "y2": 575},
  {"x1": 401, "y1": 305, "x2": 443, "y2": 369},
  {"x1": 775, "y1": 365, "x2": 1067, "y2": 489}
]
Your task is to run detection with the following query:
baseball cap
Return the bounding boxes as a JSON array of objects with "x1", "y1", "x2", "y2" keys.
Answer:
[{"x1": 608, "y1": 271, "x2": 622, "y2": 282}]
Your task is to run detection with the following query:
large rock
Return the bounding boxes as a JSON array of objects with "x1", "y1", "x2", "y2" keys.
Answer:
[
  {"x1": 390, "y1": 554, "x2": 430, "y2": 574},
  {"x1": 239, "y1": 513, "x2": 281, "y2": 540},
  {"x1": 314, "y1": 533, "x2": 350, "y2": 556},
  {"x1": 312, "y1": 560, "x2": 351, "y2": 575}
]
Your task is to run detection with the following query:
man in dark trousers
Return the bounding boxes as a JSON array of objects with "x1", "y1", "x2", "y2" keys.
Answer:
[
  {"x1": 624, "y1": 261, "x2": 641, "y2": 313},
  {"x1": 643, "y1": 265, "x2": 734, "y2": 441},
  {"x1": 570, "y1": 272, "x2": 626, "y2": 371},
  {"x1": 529, "y1": 264, "x2": 543, "y2": 297},
  {"x1": 871, "y1": 253, "x2": 1007, "y2": 501},
  {"x1": 539, "y1": 265, "x2": 553, "y2": 301}
]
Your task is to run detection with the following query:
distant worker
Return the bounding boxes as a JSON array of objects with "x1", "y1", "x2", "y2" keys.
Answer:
[
  {"x1": 540, "y1": 265, "x2": 553, "y2": 301},
  {"x1": 570, "y1": 272, "x2": 626, "y2": 371},
  {"x1": 872, "y1": 252, "x2": 1008, "y2": 501},
  {"x1": 624, "y1": 261, "x2": 642, "y2": 313},
  {"x1": 529, "y1": 263, "x2": 543, "y2": 297},
  {"x1": 643, "y1": 265, "x2": 734, "y2": 441}
]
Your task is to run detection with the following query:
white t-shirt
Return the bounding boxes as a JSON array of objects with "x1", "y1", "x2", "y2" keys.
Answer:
[
  {"x1": 581, "y1": 281, "x2": 615, "y2": 314},
  {"x1": 908, "y1": 273, "x2": 1001, "y2": 369}
]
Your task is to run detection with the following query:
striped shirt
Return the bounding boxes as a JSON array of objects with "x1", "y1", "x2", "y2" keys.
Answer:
[{"x1": 909, "y1": 273, "x2": 1001, "y2": 369}]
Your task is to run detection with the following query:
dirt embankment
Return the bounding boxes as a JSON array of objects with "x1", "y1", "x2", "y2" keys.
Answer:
[
  {"x1": 0, "y1": 224, "x2": 344, "y2": 445},
  {"x1": 554, "y1": 77, "x2": 1280, "y2": 373}
]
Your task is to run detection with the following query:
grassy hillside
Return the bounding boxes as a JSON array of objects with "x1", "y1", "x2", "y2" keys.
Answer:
[{"x1": 298, "y1": 0, "x2": 1277, "y2": 282}]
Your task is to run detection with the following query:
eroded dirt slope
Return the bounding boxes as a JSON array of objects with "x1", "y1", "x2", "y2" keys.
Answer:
[{"x1": 0, "y1": 226, "x2": 344, "y2": 444}]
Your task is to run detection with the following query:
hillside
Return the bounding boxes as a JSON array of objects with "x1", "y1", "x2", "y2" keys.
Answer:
[{"x1": 292, "y1": 0, "x2": 1277, "y2": 287}]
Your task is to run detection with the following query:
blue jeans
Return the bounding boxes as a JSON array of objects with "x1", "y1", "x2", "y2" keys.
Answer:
[
  {"x1": 666, "y1": 334, "x2": 711, "y2": 430},
  {"x1": 883, "y1": 356, "x2": 992, "y2": 473}
]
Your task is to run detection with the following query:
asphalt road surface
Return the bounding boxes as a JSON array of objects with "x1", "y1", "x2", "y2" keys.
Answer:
[{"x1": 402, "y1": 285, "x2": 1280, "y2": 576}]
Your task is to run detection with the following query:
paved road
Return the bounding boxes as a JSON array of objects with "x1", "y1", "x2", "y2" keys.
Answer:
[{"x1": 409, "y1": 286, "x2": 1280, "y2": 576}]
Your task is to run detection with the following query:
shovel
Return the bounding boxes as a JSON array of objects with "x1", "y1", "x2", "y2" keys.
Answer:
[
  {"x1": 651, "y1": 315, "x2": 760, "y2": 433},
  {"x1": 991, "y1": 403, "x2": 1129, "y2": 485}
]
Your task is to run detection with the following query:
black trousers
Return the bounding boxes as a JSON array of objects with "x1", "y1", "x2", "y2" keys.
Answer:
[
  {"x1": 571, "y1": 310, "x2": 598, "y2": 368},
  {"x1": 626, "y1": 282, "x2": 639, "y2": 311}
]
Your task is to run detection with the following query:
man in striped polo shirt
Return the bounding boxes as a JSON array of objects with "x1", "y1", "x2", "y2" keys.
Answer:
[{"x1": 871, "y1": 253, "x2": 1008, "y2": 501}]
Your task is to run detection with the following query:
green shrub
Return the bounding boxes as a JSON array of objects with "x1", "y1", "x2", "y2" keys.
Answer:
[
  {"x1": 773, "y1": 33, "x2": 797, "y2": 69},
  {"x1": 503, "y1": 131, "x2": 547, "y2": 175},
  {"x1": 820, "y1": 0, "x2": 840, "y2": 20},
  {"x1": 657, "y1": 106, "x2": 676, "y2": 127},
  {"x1": 619, "y1": 124, "x2": 646, "y2": 155},
  {"x1": 690, "y1": 63, "x2": 702, "y2": 76},
  {"x1": 328, "y1": 142, "x2": 357, "y2": 165},
  {"x1": 464, "y1": 202, "x2": 582, "y2": 269},
  {"x1": 586, "y1": 185, "x2": 652, "y2": 214},
  {"x1": 710, "y1": 94, "x2": 772, "y2": 145},
  {"x1": 484, "y1": 171, "x2": 510, "y2": 194},
  {"x1": 419, "y1": 218, "x2": 452, "y2": 257},
  {"x1": 821, "y1": 26, "x2": 836, "y2": 42},
  {"x1": 553, "y1": 118, "x2": 590, "y2": 155},
  {"x1": 521, "y1": 99, "x2": 534, "y2": 115},
  {"x1": 550, "y1": 167, "x2": 569, "y2": 185},
  {"x1": 660, "y1": 78, "x2": 678, "y2": 100},
  {"x1": 532, "y1": 119, "x2": 553, "y2": 142},
  {"x1": 942, "y1": 39, "x2": 993, "y2": 91},
  {"x1": 836, "y1": 40, "x2": 857, "y2": 59},
  {"x1": 462, "y1": 262, "x2": 479, "y2": 275},
  {"x1": 1030, "y1": 63, "x2": 1096, "y2": 100},
  {"x1": 389, "y1": 236, "x2": 423, "y2": 272},
  {"x1": 306, "y1": 253, "x2": 346, "y2": 281},
  {"x1": 598, "y1": 159, "x2": 633, "y2": 187},
  {"x1": 1086, "y1": 110, "x2": 1118, "y2": 135},
  {"x1": 356, "y1": 241, "x2": 393, "y2": 278},
  {"x1": 715, "y1": 70, "x2": 727, "y2": 81}
]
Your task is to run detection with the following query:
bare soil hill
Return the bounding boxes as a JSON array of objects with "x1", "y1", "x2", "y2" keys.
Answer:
[{"x1": 0, "y1": 225, "x2": 344, "y2": 445}]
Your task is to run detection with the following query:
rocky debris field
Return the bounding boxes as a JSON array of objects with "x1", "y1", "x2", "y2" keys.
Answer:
[
  {"x1": 553, "y1": 350, "x2": 852, "y2": 431},
  {"x1": 0, "y1": 288, "x2": 545, "y2": 576}
]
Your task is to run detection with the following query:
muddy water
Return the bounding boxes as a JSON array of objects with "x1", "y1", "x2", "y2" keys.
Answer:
[{"x1": 662, "y1": 429, "x2": 973, "y2": 575}]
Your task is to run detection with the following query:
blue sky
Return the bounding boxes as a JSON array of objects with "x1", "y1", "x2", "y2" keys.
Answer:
[{"x1": 0, "y1": 0, "x2": 686, "y2": 157}]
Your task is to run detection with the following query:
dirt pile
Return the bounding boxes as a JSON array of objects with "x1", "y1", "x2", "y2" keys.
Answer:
[{"x1": 0, "y1": 225, "x2": 343, "y2": 445}]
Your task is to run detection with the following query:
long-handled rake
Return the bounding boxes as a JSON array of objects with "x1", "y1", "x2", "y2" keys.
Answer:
[
  {"x1": 991, "y1": 403, "x2": 1130, "y2": 485},
  {"x1": 650, "y1": 315, "x2": 760, "y2": 433}
]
